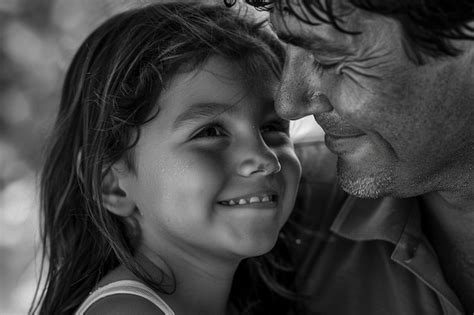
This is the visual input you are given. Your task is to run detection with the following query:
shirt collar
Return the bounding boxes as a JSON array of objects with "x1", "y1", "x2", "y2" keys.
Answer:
[
  {"x1": 330, "y1": 195, "x2": 415, "y2": 244},
  {"x1": 330, "y1": 195, "x2": 464, "y2": 313}
]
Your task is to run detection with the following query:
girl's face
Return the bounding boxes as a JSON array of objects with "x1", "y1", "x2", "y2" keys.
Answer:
[{"x1": 119, "y1": 56, "x2": 301, "y2": 265}]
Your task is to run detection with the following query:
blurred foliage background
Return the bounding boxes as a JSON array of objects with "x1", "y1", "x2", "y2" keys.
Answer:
[{"x1": 0, "y1": 1, "x2": 265, "y2": 314}]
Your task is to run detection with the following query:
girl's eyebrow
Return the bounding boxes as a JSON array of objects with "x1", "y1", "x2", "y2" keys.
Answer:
[{"x1": 173, "y1": 102, "x2": 230, "y2": 130}]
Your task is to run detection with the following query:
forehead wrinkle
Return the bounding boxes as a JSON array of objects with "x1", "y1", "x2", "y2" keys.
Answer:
[
  {"x1": 271, "y1": 16, "x2": 353, "y2": 56},
  {"x1": 270, "y1": 3, "x2": 368, "y2": 56},
  {"x1": 270, "y1": 0, "x2": 358, "y2": 29}
]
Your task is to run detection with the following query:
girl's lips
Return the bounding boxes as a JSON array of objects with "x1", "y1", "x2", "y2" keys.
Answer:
[
  {"x1": 217, "y1": 191, "x2": 278, "y2": 207},
  {"x1": 217, "y1": 199, "x2": 278, "y2": 209}
]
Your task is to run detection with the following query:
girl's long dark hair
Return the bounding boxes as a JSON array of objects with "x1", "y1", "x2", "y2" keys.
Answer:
[{"x1": 31, "y1": 2, "x2": 297, "y2": 314}]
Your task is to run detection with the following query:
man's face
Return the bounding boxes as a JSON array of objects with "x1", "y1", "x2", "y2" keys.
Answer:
[{"x1": 270, "y1": 2, "x2": 474, "y2": 198}]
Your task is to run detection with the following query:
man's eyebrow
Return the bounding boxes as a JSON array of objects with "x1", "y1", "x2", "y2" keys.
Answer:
[
  {"x1": 276, "y1": 31, "x2": 316, "y2": 49},
  {"x1": 276, "y1": 31, "x2": 349, "y2": 56},
  {"x1": 173, "y1": 102, "x2": 230, "y2": 130}
]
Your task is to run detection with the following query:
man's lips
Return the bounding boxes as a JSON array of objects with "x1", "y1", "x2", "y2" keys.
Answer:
[
  {"x1": 314, "y1": 114, "x2": 365, "y2": 138},
  {"x1": 324, "y1": 132, "x2": 368, "y2": 154},
  {"x1": 324, "y1": 131, "x2": 366, "y2": 139}
]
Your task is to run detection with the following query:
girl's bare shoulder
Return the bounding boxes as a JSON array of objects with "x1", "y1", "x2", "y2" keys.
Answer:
[
  {"x1": 84, "y1": 293, "x2": 166, "y2": 315},
  {"x1": 85, "y1": 266, "x2": 167, "y2": 315}
]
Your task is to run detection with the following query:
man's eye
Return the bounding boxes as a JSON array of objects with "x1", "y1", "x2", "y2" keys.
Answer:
[
  {"x1": 193, "y1": 124, "x2": 226, "y2": 138},
  {"x1": 313, "y1": 59, "x2": 338, "y2": 72}
]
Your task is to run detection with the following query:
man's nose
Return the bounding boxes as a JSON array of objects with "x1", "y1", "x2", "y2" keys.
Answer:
[
  {"x1": 275, "y1": 45, "x2": 333, "y2": 120},
  {"x1": 236, "y1": 138, "x2": 281, "y2": 177}
]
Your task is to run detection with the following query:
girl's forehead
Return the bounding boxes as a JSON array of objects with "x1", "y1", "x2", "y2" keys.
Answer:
[
  {"x1": 152, "y1": 59, "x2": 278, "y2": 128},
  {"x1": 164, "y1": 56, "x2": 278, "y2": 102}
]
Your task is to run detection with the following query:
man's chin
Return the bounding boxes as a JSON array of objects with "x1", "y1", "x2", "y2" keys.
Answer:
[{"x1": 337, "y1": 161, "x2": 394, "y2": 199}]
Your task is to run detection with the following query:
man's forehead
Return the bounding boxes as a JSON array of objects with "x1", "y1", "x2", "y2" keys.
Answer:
[
  {"x1": 269, "y1": 13, "x2": 355, "y2": 53},
  {"x1": 269, "y1": 0, "x2": 355, "y2": 21}
]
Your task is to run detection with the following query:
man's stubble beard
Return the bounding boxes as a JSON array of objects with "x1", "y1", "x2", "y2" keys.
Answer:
[{"x1": 337, "y1": 158, "x2": 395, "y2": 199}]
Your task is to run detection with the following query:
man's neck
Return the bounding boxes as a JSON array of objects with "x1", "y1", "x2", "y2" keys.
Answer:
[{"x1": 421, "y1": 190, "x2": 474, "y2": 314}]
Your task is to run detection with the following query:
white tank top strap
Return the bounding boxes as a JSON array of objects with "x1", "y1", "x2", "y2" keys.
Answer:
[{"x1": 75, "y1": 280, "x2": 174, "y2": 315}]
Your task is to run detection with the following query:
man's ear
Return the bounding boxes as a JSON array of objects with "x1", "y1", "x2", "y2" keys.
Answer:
[{"x1": 101, "y1": 163, "x2": 137, "y2": 217}]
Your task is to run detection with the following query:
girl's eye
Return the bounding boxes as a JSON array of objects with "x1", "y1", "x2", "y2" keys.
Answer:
[{"x1": 193, "y1": 124, "x2": 226, "y2": 139}]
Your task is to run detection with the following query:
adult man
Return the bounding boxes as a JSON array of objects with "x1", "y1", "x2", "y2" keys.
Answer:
[{"x1": 225, "y1": 0, "x2": 474, "y2": 314}]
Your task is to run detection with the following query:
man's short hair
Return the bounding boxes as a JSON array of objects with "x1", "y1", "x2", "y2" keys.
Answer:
[{"x1": 226, "y1": 0, "x2": 474, "y2": 64}]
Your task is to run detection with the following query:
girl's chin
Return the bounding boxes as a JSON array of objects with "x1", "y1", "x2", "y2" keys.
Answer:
[{"x1": 231, "y1": 236, "x2": 279, "y2": 259}]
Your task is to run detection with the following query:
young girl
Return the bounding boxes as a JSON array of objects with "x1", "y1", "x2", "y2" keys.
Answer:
[{"x1": 31, "y1": 3, "x2": 301, "y2": 314}]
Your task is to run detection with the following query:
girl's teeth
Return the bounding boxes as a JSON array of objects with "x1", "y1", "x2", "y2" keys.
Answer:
[
  {"x1": 249, "y1": 196, "x2": 260, "y2": 203},
  {"x1": 221, "y1": 194, "x2": 274, "y2": 206}
]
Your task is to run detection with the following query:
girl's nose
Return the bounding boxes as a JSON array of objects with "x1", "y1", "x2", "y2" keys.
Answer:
[
  {"x1": 236, "y1": 140, "x2": 281, "y2": 177},
  {"x1": 276, "y1": 45, "x2": 333, "y2": 120}
]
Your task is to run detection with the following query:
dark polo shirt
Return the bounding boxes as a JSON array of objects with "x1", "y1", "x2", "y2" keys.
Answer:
[{"x1": 291, "y1": 141, "x2": 464, "y2": 315}]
